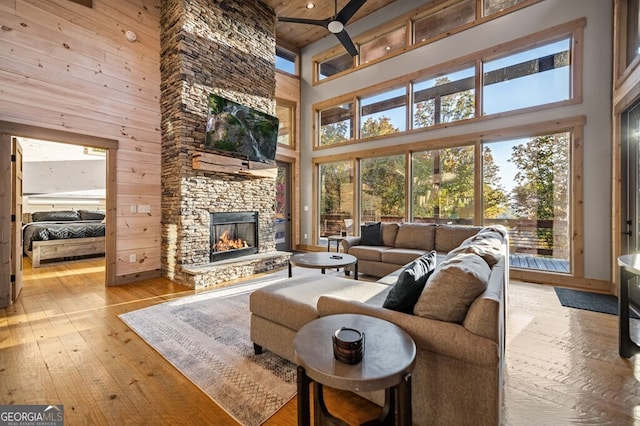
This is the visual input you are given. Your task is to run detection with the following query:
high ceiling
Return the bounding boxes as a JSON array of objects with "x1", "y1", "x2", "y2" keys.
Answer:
[{"x1": 264, "y1": 0, "x2": 398, "y2": 50}]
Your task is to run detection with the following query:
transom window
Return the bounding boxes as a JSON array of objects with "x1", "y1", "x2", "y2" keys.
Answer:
[{"x1": 483, "y1": 39, "x2": 571, "y2": 115}]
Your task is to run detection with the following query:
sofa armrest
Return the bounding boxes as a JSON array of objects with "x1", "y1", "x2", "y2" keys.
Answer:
[
  {"x1": 317, "y1": 295, "x2": 498, "y2": 369},
  {"x1": 341, "y1": 236, "x2": 361, "y2": 252}
]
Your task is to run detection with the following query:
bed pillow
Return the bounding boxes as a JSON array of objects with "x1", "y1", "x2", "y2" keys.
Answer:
[
  {"x1": 79, "y1": 210, "x2": 106, "y2": 221},
  {"x1": 414, "y1": 253, "x2": 490, "y2": 323},
  {"x1": 383, "y1": 251, "x2": 437, "y2": 314},
  {"x1": 31, "y1": 210, "x2": 80, "y2": 222},
  {"x1": 360, "y1": 222, "x2": 384, "y2": 246}
]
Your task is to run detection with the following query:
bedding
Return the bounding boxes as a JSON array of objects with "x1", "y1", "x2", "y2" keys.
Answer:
[
  {"x1": 23, "y1": 220, "x2": 105, "y2": 253},
  {"x1": 22, "y1": 210, "x2": 106, "y2": 254}
]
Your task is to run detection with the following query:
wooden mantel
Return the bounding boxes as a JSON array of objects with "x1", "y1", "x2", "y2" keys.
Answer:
[{"x1": 192, "y1": 152, "x2": 277, "y2": 178}]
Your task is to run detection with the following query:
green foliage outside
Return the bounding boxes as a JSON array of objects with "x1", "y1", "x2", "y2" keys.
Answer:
[{"x1": 319, "y1": 75, "x2": 570, "y2": 255}]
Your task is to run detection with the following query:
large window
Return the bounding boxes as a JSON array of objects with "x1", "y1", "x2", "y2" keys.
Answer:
[
  {"x1": 360, "y1": 26, "x2": 407, "y2": 65},
  {"x1": 319, "y1": 102, "x2": 354, "y2": 146},
  {"x1": 483, "y1": 39, "x2": 571, "y2": 114},
  {"x1": 314, "y1": 122, "x2": 580, "y2": 275},
  {"x1": 276, "y1": 46, "x2": 297, "y2": 75},
  {"x1": 276, "y1": 99, "x2": 295, "y2": 147},
  {"x1": 360, "y1": 87, "x2": 407, "y2": 137},
  {"x1": 314, "y1": 20, "x2": 581, "y2": 149},
  {"x1": 313, "y1": 0, "x2": 541, "y2": 84},
  {"x1": 318, "y1": 52, "x2": 354, "y2": 80},
  {"x1": 319, "y1": 161, "x2": 354, "y2": 242},
  {"x1": 482, "y1": 133, "x2": 571, "y2": 272},
  {"x1": 413, "y1": 0, "x2": 475, "y2": 43},
  {"x1": 412, "y1": 67, "x2": 475, "y2": 129},
  {"x1": 411, "y1": 146, "x2": 475, "y2": 222},
  {"x1": 360, "y1": 155, "x2": 406, "y2": 223}
]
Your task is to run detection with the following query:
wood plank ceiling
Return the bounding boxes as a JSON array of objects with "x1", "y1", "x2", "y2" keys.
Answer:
[{"x1": 265, "y1": 0, "x2": 398, "y2": 50}]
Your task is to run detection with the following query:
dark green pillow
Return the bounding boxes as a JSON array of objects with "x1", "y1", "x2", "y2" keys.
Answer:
[
  {"x1": 383, "y1": 251, "x2": 437, "y2": 314},
  {"x1": 360, "y1": 222, "x2": 384, "y2": 246}
]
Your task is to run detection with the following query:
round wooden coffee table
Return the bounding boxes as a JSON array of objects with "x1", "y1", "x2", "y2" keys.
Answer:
[
  {"x1": 294, "y1": 314, "x2": 416, "y2": 425},
  {"x1": 288, "y1": 252, "x2": 358, "y2": 280}
]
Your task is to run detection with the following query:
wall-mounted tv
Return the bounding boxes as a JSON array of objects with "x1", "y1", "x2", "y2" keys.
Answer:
[{"x1": 205, "y1": 93, "x2": 279, "y2": 164}]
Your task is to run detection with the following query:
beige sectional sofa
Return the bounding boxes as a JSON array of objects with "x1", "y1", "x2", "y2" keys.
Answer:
[
  {"x1": 342, "y1": 222, "x2": 483, "y2": 277},
  {"x1": 249, "y1": 224, "x2": 508, "y2": 426}
]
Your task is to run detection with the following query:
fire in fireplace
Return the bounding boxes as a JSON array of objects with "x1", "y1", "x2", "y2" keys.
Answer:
[{"x1": 210, "y1": 211, "x2": 258, "y2": 262}]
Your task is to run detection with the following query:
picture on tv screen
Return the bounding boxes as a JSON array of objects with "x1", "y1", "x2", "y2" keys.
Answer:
[{"x1": 205, "y1": 93, "x2": 279, "y2": 163}]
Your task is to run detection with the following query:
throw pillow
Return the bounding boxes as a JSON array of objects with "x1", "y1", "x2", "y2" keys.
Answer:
[
  {"x1": 360, "y1": 222, "x2": 384, "y2": 246},
  {"x1": 413, "y1": 253, "x2": 490, "y2": 323},
  {"x1": 383, "y1": 251, "x2": 437, "y2": 314},
  {"x1": 31, "y1": 210, "x2": 81, "y2": 222},
  {"x1": 79, "y1": 210, "x2": 106, "y2": 221}
]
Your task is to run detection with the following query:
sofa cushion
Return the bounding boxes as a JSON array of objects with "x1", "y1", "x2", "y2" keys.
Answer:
[
  {"x1": 413, "y1": 253, "x2": 490, "y2": 323},
  {"x1": 383, "y1": 251, "x2": 437, "y2": 314},
  {"x1": 381, "y1": 248, "x2": 428, "y2": 266},
  {"x1": 361, "y1": 222, "x2": 384, "y2": 246},
  {"x1": 348, "y1": 245, "x2": 389, "y2": 262},
  {"x1": 249, "y1": 274, "x2": 391, "y2": 331},
  {"x1": 394, "y1": 223, "x2": 436, "y2": 250},
  {"x1": 434, "y1": 225, "x2": 483, "y2": 252},
  {"x1": 381, "y1": 222, "x2": 400, "y2": 247}
]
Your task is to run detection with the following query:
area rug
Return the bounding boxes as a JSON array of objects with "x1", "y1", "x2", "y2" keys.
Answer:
[
  {"x1": 118, "y1": 273, "x2": 298, "y2": 426},
  {"x1": 554, "y1": 287, "x2": 640, "y2": 319}
]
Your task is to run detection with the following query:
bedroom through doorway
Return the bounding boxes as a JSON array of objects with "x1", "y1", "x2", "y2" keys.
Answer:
[{"x1": 20, "y1": 137, "x2": 107, "y2": 271}]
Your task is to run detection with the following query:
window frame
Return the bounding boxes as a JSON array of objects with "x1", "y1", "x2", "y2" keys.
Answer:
[
  {"x1": 312, "y1": 116, "x2": 585, "y2": 284},
  {"x1": 312, "y1": 0, "x2": 542, "y2": 85},
  {"x1": 312, "y1": 18, "x2": 584, "y2": 150}
]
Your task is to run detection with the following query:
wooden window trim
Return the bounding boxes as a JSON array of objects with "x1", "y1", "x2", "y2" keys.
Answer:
[
  {"x1": 312, "y1": 18, "x2": 585, "y2": 151},
  {"x1": 311, "y1": 116, "x2": 586, "y2": 283},
  {"x1": 312, "y1": 0, "x2": 542, "y2": 86}
]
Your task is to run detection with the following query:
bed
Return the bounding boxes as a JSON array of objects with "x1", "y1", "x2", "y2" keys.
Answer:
[{"x1": 22, "y1": 210, "x2": 106, "y2": 268}]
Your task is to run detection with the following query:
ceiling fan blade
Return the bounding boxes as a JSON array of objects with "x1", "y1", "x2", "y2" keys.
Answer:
[
  {"x1": 278, "y1": 16, "x2": 329, "y2": 29},
  {"x1": 335, "y1": 29, "x2": 358, "y2": 57},
  {"x1": 336, "y1": 0, "x2": 367, "y2": 24}
]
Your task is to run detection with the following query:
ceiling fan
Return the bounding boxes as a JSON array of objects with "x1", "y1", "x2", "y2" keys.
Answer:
[{"x1": 278, "y1": 0, "x2": 367, "y2": 57}]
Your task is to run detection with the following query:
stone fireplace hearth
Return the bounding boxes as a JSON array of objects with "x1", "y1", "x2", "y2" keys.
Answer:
[{"x1": 159, "y1": 0, "x2": 290, "y2": 289}]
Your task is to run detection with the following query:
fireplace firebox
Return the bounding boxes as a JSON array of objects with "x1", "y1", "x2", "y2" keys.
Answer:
[{"x1": 210, "y1": 211, "x2": 258, "y2": 262}]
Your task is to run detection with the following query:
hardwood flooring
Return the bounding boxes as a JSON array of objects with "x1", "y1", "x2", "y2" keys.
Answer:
[{"x1": 1, "y1": 258, "x2": 639, "y2": 425}]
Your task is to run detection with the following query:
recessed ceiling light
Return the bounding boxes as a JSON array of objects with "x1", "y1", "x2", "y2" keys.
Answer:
[
  {"x1": 385, "y1": 46, "x2": 391, "y2": 51},
  {"x1": 306, "y1": 2, "x2": 315, "y2": 9}
]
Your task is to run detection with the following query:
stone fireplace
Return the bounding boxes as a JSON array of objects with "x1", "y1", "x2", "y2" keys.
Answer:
[{"x1": 159, "y1": 0, "x2": 290, "y2": 289}]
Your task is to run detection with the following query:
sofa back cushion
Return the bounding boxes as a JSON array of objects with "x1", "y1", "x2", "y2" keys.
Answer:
[
  {"x1": 413, "y1": 252, "x2": 490, "y2": 323},
  {"x1": 434, "y1": 225, "x2": 483, "y2": 252},
  {"x1": 395, "y1": 223, "x2": 436, "y2": 250},
  {"x1": 381, "y1": 222, "x2": 400, "y2": 247}
]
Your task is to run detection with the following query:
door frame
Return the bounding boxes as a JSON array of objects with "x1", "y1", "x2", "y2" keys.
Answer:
[{"x1": 0, "y1": 122, "x2": 118, "y2": 306}]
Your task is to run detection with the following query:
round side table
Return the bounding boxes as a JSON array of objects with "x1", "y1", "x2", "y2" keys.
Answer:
[{"x1": 294, "y1": 314, "x2": 416, "y2": 426}]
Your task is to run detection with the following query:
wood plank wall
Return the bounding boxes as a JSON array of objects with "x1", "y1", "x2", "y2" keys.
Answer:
[{"x1": 0, "y1": 0, "x2": 162, "y2": 284}]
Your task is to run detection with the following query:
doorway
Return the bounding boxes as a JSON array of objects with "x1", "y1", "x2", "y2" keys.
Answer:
[
  {"x1": 1, "y1": 122, "x2": 117, "y2": 308},
  {"x1": 275, "y1": 161, "x2": 292, "y2": 251},
  {"x1": 621, "y1": 99, "x2": 640, "y2": 255}
]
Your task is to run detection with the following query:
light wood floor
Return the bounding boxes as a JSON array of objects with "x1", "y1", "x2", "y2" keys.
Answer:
[{"x1": 2, "y1": 258, "x2": 640, "y2": 425}]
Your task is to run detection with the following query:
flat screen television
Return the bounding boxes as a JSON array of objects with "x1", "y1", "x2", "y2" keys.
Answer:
[{"x1": 205, "y1": 93, "x2": 279, "y2": 164}]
